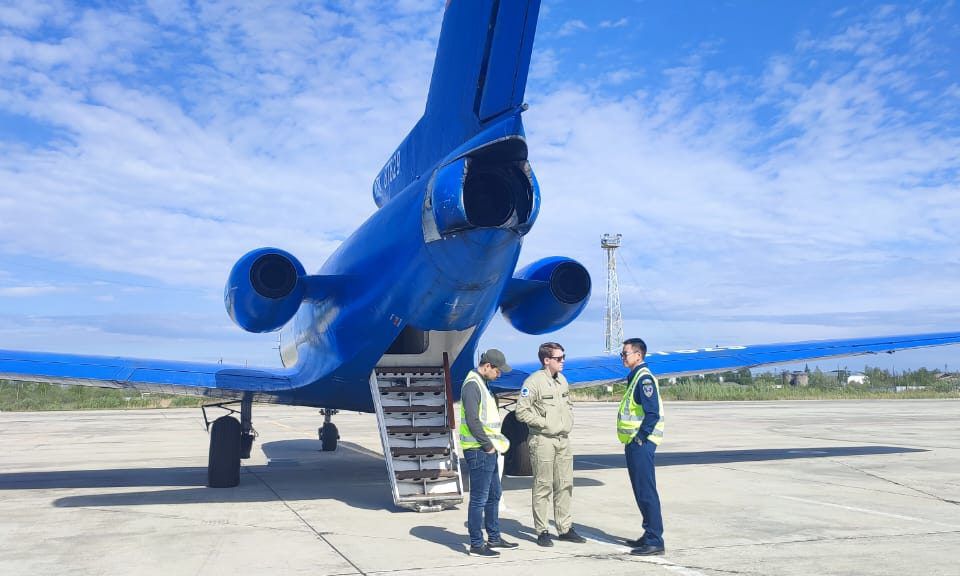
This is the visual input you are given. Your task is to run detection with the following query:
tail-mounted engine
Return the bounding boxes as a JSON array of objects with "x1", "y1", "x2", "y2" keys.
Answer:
[
  {"x1": 225, "y1": 248, "x2": 306, "y2": 333},
  {"x1": 424, "y1": 138, "x2": 540, "y2": 241},
  {"x1": 499, "y1": 257, "x2": 592, "y2": 335}
]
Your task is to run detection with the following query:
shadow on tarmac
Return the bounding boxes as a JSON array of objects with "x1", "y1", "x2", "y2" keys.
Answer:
[
  {"x1": 1, "y1": 439, "x2": 398, "y2": 510},
  {"x1": 408, "y1": 517, "x2": 629, "y2": 552},
  {"x1": 0, "y1": 441, "x2": 923, "y2": 511},
  {"x1": 574, "y1": 445, "x2": 926, "y2": 470}
]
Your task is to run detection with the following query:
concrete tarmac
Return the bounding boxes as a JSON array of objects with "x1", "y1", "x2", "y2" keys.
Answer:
[{"x1": 1, "y1": 400, "x2": 959, "y2": 575}]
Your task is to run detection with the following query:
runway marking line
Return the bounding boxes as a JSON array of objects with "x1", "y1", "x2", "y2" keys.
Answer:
[
  {"x1": 777, "y1": 495, "x2": 960, "y2": 529},
  {"x1": 577, "y1": 459, "x2": 618, "y2": 468},
  {"x1": 498, "y1": 507, "x2": 709, "y2": 576}
]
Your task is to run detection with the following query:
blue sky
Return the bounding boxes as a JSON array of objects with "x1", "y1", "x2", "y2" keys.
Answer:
[{"x1": 1, "y1": 0, "x2": 958, "y2": 374}]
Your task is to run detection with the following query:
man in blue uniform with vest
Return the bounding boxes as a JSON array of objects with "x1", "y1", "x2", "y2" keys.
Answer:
[
  {"x1": 618, "y1": 337, "x2": 666, "y2": 556},
  {"x1": 460, "y1": 349, "x2": 519, "y2": 557}
]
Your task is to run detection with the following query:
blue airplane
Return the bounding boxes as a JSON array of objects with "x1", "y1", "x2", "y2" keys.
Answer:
[{"x1": 2, "y1": 1, "x2": 959, "y2": 498}]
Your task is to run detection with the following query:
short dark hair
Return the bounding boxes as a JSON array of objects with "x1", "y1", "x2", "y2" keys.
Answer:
[
  {"x1": 622, "y1": 337, "x2": 647, "y2": 359},
  {"x1": 538, "y1": 342, "x2": 564, "y2": 364}
]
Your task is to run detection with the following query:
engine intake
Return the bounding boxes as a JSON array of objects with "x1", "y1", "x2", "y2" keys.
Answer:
[
  {"x1": 225, "y1": 248, "x2": 306, "y2": 333},
  {"x1": 500, "y1": 257, "x2": 592, "y2": 335},
  {"x1": 427, "y1": 143, "x2": 539, "y2": 239}
]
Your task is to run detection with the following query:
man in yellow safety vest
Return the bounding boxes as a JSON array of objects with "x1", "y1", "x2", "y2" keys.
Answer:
[
  {"x1": 460, "y1": 349, "x2": 518, "y2": 557},
  {"x1": 617, "y1": 337, "x2": 666, "y2": 556}
]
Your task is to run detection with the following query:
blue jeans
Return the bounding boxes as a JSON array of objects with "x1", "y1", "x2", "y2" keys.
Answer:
[
  {"x1": 625, "y1": 438, "x2": 664, "y2": 547},
  {"x1": 464, "y1": 448, "x2": 501, "y2": 547}
]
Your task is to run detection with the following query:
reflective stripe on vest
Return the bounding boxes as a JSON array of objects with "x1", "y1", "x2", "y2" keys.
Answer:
[
  {"x1": 459, "y1": 371, "x2": 511, "y2": 453},
  {"x1": 616, "y1": 365, "x2": 665, "y2": 445}
]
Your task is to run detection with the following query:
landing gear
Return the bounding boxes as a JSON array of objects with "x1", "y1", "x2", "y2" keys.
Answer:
[
  {"x1": 501, "y1": 410, "x2": 532, "y2": 477},
  {"x1": 208, "y1": 415, "x2": 241, "y2": 487},
  {"x1": 318, "y1": 408, "x2": 339, "y2": 451},
  {"x1": 203, "y1": 396, "x2": 257, "y2": 488}
]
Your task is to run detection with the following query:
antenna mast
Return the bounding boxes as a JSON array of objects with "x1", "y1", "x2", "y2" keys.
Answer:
[{"x1": 601, "y1": 233, "x2": 623, "y2": 354}]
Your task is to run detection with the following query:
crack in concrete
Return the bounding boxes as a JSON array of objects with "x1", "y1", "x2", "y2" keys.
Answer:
[
  {"x1": 248, "y1": 467, "x2": 367, "y2": 575},
  {"x1": 832, "y1": 459, "x2": 960, "y2": 506},
  {"x1": 676, "y1": 528, "x2": 960, "y2": 552},
  {"x1": 80, "y1": 505, "x2": 315, "y2": 534}
]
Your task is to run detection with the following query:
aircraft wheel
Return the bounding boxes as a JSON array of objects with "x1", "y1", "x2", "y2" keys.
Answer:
[
  {"x1": 208, "y1": 416, "x2": 242, "y2": 487},
  {"x1": 501, "y1": 411, "x2": 532, "y2": 477},
  {"x1": 320, "y1": 422, "x2": 339, "y2": 452}
]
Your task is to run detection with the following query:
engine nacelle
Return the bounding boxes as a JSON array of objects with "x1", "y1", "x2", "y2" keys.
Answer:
[
  {"x1": 426, "y1": 146, "x2": 539, "y2": 240},
  {"x1": 500, "y1": 257, "x2": 592, "y2": 335},
  {"x1": 225, "y1": 248, "x2": 306, "y2": 333}
]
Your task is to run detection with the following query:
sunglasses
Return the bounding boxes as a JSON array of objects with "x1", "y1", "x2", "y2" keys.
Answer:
[
  {"x1": 548, "y1": 355, "x2": 565, "y2": 361},
  {"x1": 620, "y1": 350, "x2": 638, "y2": 358}
]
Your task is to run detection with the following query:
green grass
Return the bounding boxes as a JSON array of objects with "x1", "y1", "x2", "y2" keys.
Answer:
[
  {"x1": 0, "y1": 380, "x2": 207, "y2": 412},
  {"x1": 3, "y1": 366, "x2": 959, "y2": 412},
  {"x1": 569, "y1": 368, "x2": 960, "y2": 402}
]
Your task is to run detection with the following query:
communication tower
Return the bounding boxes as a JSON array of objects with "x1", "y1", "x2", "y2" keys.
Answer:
[{"x1": 601, "y1": 233, "x2": 623, "y2": 354}]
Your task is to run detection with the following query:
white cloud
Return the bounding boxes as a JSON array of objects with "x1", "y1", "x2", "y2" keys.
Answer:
[
  {"x1": 493, "y1": 3, "x2": 960, "y2": 360},
  {"x1": 0, "y1": 1, "x2": 440, "y2": 290},
  {"x1": 0, "y1": 285, "x2": 68, "y2": 297},
  {"x1": 557, "y1": 19, "x2": 588, "y2": 37},
  {"x1": 1, "y1": 2, "x2": 957, "y2": 371},
  {"x1": 599, "y1": 18, "x2": 628, "y2": 29}
]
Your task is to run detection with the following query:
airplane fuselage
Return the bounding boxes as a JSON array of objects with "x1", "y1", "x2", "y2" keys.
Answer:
[{"x1": 278, "y1": 118, "x2": 532, "y2": 411}]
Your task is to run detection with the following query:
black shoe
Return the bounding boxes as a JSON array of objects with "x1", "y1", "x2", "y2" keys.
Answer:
[
  {"x1": 624, "y1": 537, "x2": 644, "y2": 548},
  {"x1": 630, "y1": 544, "x2": 665, "y2": 556},
  {"x1": 469, "y1": 544, "x2": 500, "y2": 557},
  {"x1": 487, "y1": 538, "x2": 519, "y2": 549},
  {"x1": 558, "y1": 528, "x2": 586, "y2": 543},
  {"x1": 536, "y1": 531, "x2": 553, "y2": 547}
]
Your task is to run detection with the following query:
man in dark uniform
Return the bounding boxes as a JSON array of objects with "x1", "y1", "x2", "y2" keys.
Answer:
[{"x1": 617, "y1": 337, "x2": 666, "y2": 556}]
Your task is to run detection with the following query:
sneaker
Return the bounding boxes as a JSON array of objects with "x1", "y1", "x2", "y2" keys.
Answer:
[
  {"x1": 487, "y1": 538, "x2": 519, "y2": 549},
  {"x1": 630, "y1": 544, "x2": 665, "y2": 556},
  {"x1": 558, "y1": 528, "x2": 586, "y2": 543},
  {"x1": 468, "y1": 544, "x2": 500, "y2": 557},
  {"x1": 536, "y1": 531, "x2": 553, "y2": 547}
]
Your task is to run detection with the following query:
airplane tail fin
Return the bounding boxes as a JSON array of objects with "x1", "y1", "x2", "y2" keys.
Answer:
[
  {"x1": 373, "y1": 0, "x2": 541, "y2": 206},
  {"x1": 426, "y1": 0, "x2": 540, "y2": 127}
]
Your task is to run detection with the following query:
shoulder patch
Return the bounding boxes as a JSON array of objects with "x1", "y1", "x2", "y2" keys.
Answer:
[
  {"x1": 642, "y1": 384, "x2": 654, "y2": 398},
  {"x1": 520, "y1": 387, "x2": 530, "y2": 397}
]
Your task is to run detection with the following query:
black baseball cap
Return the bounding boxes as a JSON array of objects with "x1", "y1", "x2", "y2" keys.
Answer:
[{"x1": 479, "y1": 349, "x2": 512, "y2": 373}]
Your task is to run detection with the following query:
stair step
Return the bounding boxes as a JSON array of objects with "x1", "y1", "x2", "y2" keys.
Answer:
[
  {"x1": 386, "y1": 426, "x2": 449, "y2": 435},
  {"x1": 395, "y1": 469, "x2": 458, "y2": 480},
  {"x1": 378, "y1": 386, "x2": 445, "y2": 394},
  {"x1": 382, "y1": 405, "x2": 445, "y2": 414},
  {"x1": 376, "y1": 366, "x2": 445, "y2": 376},
  {"x1": 391, "y1": 447, "x2": 451, "y2": 458},
  {"x1": 397, "y1": 492, "x2": 461, "y2": 501}
]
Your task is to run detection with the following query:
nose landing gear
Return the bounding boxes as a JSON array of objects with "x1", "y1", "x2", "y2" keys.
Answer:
[{"x1": 318, "y1": 408, "x2": 339, "y2": 452}]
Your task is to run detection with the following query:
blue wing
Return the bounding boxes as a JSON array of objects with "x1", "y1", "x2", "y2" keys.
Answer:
[
  {"x1": 0, "y1": 350, "x2": 297, "y2": 403},
  {"x1": 490, "y1": 331, "x2": 960, "y2": 393}
]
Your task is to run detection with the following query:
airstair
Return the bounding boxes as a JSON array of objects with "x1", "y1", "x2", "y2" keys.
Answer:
[{"x1": 369, "y1": 357, "x2": 464, "y2": 512}]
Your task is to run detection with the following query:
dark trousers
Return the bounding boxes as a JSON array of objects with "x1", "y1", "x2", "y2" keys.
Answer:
[
  {"x1": 464, "y1": 448, "x2": 502, "y2": 547},
  {"x1": 625, "y1": 438, "x2": 664, "y2": 547}
]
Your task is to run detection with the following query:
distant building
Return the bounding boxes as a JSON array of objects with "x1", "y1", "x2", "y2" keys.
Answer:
[
  {"x1": 783, "y1": 371, "x2": 808, "y2": 387},
  {"x1": 846, "y1": 373, "x2": 868, "y2": 385},
  {"x1": 895, "y1": 385, "x2": 926, "y2": 393}
]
